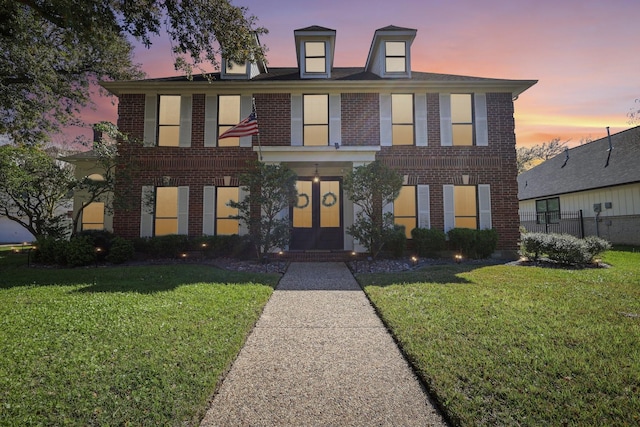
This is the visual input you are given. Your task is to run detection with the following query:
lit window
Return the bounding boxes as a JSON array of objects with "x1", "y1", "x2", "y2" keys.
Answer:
[
  {"x1": 303, "y1": 94, "x2": 329, "y2": 146},
  {"x1": 225, "y1": 60, "x2": 246, "y2": 75},
  {"x1": 385, "y1": 41, "x2": 406, "y2": 73},
  {"x1": 394, "y1": 186, "x2": 416, "y2": 238},
  {"x1": 305, "y1": 41, "x2": 326, "y2": 73},
  {"x1": 451, "y1": 94, "x2": 473, "y2": 146},
  {"x1": 536, "y1": 198, "x2": 560, "y2": 224},
  {"x1": 82, "y1": 202, "x2": 104, "y2": 231},
  {"x1": 392, "y1": 94, "x2": 414, "y2": 145},
  {"x1": 454, "y1": 186, "x2": 477, "y2": 229},
  {"x1": 216, "y1": 187, "x2": 239, "y2": 235},
  {"x1": 158, "y1": 95, "x2": 181, "y2": 147},
  {"x1": 155, "y1": 187, "x2": 178, "y2": 236},
  {"x1": 218, "y1": 95, "x2": 241, "y2": 147},
  {"x1": 293, "y1": 181, "x2": 313, "y2": 228}
]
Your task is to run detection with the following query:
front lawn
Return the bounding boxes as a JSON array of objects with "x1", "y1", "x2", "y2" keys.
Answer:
[
  {"x1": 359, "y1": 250, "x2": 640, "y2": 426},
  {"x1": 0, "y1": 252, "x2": 278, "y2": 426}
]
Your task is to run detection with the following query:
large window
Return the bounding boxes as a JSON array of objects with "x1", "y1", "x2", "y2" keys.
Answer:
[
  {"x1": 216, "y1": 187, "x2": 239, "y2": 235},
  {"x1": 392, "y1": 94, "x2": 414, "y2": 145},
  {"x1": 304, "y1": 41, "x2": 326, "y2": 73},
  {"x1": 158, "y1": 95, "x2": 181, "y2": 147},
  {"x1": 536, "y1": 197, "x2": 560, "y2": 224},
  {"x1": 155, "y1": 187, "x2": 178, "y2": 236},
  {"x1": 303, "y1": 94, "x2": 329, "y2": 146},
  {"x1": 394, "y1": 186, "x2": 416, "y2": 238},
  {"x1": 218, "y1": 95, "x2": 241, "y2": 147},
  {"x1": 385, "y1": 41, "x2": 406, "y2": 73},
  {"x1": 81, "y1": 202, "x2": 104, "y2": 231},
  {"x1": 454, "y1": 186, "x2": 477, "y2": 229},
  {"x1": 451, "y1": 94, "x2": 474, "y2": 146}
]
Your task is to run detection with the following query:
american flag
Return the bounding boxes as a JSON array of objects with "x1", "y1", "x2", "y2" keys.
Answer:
[{"x1": 218, "y1": 112, "x2": 259, "y2": 139}]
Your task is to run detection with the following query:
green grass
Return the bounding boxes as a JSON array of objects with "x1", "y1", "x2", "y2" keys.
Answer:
[
  {"x1": 0, "y1": 251, "x2": 279, "y2": 426},
  {"x1": 359, "y1": 250, "x2": 640, "y2": 426}
]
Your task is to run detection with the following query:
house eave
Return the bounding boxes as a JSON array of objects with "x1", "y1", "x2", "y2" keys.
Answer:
[
  {"x1": 254, "y1": 145, "x2": 380, "y2": 163},
  {"x1": 101, "y1": 78, "x2": 537, "y2": 98}
]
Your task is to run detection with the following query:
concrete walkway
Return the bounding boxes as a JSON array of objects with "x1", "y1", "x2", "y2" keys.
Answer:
[{"x1": 200, "y1": 262, "x2": 446, "y2": 427}]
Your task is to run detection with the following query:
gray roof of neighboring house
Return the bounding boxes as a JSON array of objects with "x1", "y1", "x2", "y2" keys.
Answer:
[{"x1": 518, "y1": 126, "x2": 640, "y2": 201}]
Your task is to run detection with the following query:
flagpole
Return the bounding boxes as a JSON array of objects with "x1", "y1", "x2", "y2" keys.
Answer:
[{"x1": 253, "y1": 97, "x2": 263, "y2": 161}]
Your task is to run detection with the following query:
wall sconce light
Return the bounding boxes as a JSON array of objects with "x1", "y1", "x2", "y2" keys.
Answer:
[
  {"x1": 334, "y1": 142, "x2": 340, "y2": 150},
  {"x1": 313, "y1": 163, "x2": 320, "y2": 183}
]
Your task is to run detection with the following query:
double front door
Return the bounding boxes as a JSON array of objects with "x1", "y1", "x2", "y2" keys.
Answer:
[{"x1": 290, "y1": 178, "x2": 343, "y2": 250}]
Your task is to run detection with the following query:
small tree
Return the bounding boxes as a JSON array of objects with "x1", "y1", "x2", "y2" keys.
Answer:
[
  {"x1": 516, "y1": 137, "x2": 569, "y2": 174},
  {"x1": 344, "y1": 160, "x2": 403, "y2": 259},
  {"x1": 229, "y1": 161, "x2": 297, "y2": 260},
  {"x1": 0, "y1": 144, "x2": 74, "y2": 239}
]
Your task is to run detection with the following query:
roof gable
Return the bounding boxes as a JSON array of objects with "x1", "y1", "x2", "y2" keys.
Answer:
[{"x1": 518, "y1": 126, "x2": 640, "y2": 200}]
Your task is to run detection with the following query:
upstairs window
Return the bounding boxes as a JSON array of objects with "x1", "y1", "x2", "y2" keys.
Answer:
[
  {"x1": 385, "y1": 41, "x2": 406, "y2": 73},
  {"x1": 218, "y1": 95, "x2": 241, "y2": 147},
  {"x1": 451, "y1": 94, "x2": 474, "y2": 146},
  {"x1": 536, "y1": 197, "x2": 560, "y2": 224},
  {"x1": 454, "y1": 185, "x2": 478, "y2": 229},
  {"x1": 304, "y1": 41, "x2": 326, "y2": 73},
  {"x1": 225, "y1": 60, "x2": 246, "y2": 75},
  {"x1": 158, "y1": 95, "x2": 181, "y2": 146},
  {"x1": 303, "y1": 94, "x2": 329, "y2": 146},
  {"x1": 392, "y1": 94, "x2": 414, "y2": 145}
]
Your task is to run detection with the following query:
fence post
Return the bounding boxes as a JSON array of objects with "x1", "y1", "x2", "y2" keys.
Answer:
[{"x1": 579, "y1": 209, "x2": 584, "y2": 238}]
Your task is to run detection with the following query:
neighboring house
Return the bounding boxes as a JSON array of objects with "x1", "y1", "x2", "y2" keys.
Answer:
[
  {"x1": 101, "y1": 25, "x2": 536, "y2": 255},
  {"x1": 518, "y1": 126, "x2": 640, "y2": 245},
  {"x1": 0, "y1": 217, "x2": 35, "y2": 244}
]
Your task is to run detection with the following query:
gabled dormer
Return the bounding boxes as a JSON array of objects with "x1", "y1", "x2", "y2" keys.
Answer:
[
  {"x1": 294, "y1": 26, "x2": 336, "y2": 79},
  {"x1": 365, "y1": 25, "x2": 416, "y2": 78},
  {"x1": 221, "y1": 33, "x2": 268, "y2": 80}
]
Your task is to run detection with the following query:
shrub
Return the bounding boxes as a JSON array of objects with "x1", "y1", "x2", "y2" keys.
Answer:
[
  {"x1": 65, "y1": 235, "x2": 97, "y2": 267},
  {"x1": 106, "y1": 237, "x2": 135, "y2": 264},
  {"x1": 33, "y1": 237, "x2": 67, "y2": 265},
  {"x1": 145, "y1": 235, "x2": 191, "y2": 258},
  {"x1": 411, "y1": 227, "x2": 446, "y2": 257},
  {"x1": 383, "y1": 225, "x2": 407, "y2": 258},
  {"x1": 520, "y1": 232, "x2": 611, "y2": 265},
  {"x1": 447, "y1": 228, "x2": 499, "y2": 259}
]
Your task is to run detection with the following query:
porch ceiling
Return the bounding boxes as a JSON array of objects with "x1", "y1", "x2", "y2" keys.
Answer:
[{"x1": 253, "y1": 146, "x2": 380, "y2": 163}]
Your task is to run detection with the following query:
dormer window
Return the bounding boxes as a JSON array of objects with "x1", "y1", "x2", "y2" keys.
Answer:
[
  {"x1": 225, "y1": 60, "x2": 247, "y2": 75},
  {"x1": 385, "y1": 41, "x2": 406, "y2": 73},
  {"x1": 304, "y1": 41, "x2": 326, "y2": 73}
]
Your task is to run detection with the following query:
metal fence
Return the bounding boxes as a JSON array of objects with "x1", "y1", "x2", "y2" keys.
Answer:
[{"x1": 519, "y1": 210, "x2": 584, "y2": 238}]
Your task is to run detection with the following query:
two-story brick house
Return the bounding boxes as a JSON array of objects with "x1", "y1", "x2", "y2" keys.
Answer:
[{"x1": 99, "y1": 25, "x2": 536, "y2": 256}]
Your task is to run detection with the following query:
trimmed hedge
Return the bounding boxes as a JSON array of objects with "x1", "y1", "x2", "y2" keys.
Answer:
[
  {"x1": 448, "y1": 228, "x2": 499, "y2": 259},
  {"x1": 411, "y1": 228, "x2": 446, "y2": 257},
  {"x1": 520, "y1": 232, "x2": 611, "y2": 265},
  {"x1": 383, "y1": 225, "x2": 407, "y2": 258}
]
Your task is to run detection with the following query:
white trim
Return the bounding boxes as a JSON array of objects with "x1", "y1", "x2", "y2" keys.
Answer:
[
  {"x1": 329, "y1": 94, "x2": 341, "y2": 146},
  {"x1": 254, "y1": 145, "x2": 380, "y2": 163},
  {"x1": 177, "y1": 186, "x2": 189, "y2": 235},
  {"x1": 204, "y1": 95, "x2": 218, "y2": 147},
  {"x1": 417, "y1": 184, "x2": 430, "y2": 229},
  {"x1": 291, "y1": 94, "x2": 303, "y2": 146},
  {"x1": 379, "y1": 93, "x2": 392, "y2": 146},
  {"x1": 443, "y1": 184, "x2": 455, "y2": 232},
  {"x1": 415, "y1": 93, "x2": 428, "y2": 146},
  {"x1": 140, "y1": 186, "x2": 154, "y2": 237},
  {"x1": 439, "y1": 94, "x2": 452, "y2": 146},
  {"x1": 203, "y1": 186, "x2": 215, "y2": 235},
  {"x1": 179, "y1": 95, "x2": 192, "y2": 147},
  {"x1": 474, "y1": 93, "x2": 488, "y2": 146},
  {"x1": 143, "y1": 95, "x2": 157, "y2": 147},
  {"x1": 478, "y1": 184, "x2": 492, "y2": 229}
]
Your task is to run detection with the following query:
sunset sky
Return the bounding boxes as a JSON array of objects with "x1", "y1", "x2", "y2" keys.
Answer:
[{"x1": 84, "y1": 0, "x2": 639, "y2": 148}]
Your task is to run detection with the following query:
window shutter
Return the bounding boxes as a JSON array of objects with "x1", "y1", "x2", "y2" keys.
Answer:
[
  {"x1": 383, "y1": 200, "x2": 394, "y2": 217},
  {"x1": 478, "y1": 184, "x2": 492, "y2": 229},
  {"x1": 329, "y1": 94, "x2": 342, "y2": 146},
  {"x1": 443, "y1": 184, "x2": 455, "y2": 232},
  {"x1": 439, "y1": 94, "x2": 452, "y2": 146},
  {"x1": 140, "y1": 186, "x2": 154, "y2": 237},
  {"x1": 290, "y1": 94, "x2": 303, "y2": 146},
  {"x1": 474, "y1": 93, "x2": 488, "y2": 146},
  {"x1": 204, "y1": 95, "x2": 218, "y2": 147},
  {"x1": 238, "y1": 187, "x2": 249, "y2": 235},
  {"x1": 417, "y1": 184, "x2": 430, "y2": 229},
  {"x1": 179, "y1": 95, "x2": 192, "y2": 147},
  {"x1": 143, "y1": 94, "x2": 157, "y2": 147},
  {"x1": 177, "y1": 186, "x2": 189, "y2": 235},
  {"x1": 415, "y1": 93, "x2": 428, "y2": 146},
  {"x1": 239, "y1": 95, "x2": 253, "y2": 147},
  {"x1": 203, "y1": 186, "x2": 215, "y2": 235},
  {"x1": 379, "y1": 93, "x2": 392, "y2": 146}
]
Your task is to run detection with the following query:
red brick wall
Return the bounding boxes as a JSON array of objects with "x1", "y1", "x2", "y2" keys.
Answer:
[{"x1": 113, "y1": 91, "x2": 520, "y2": 251}]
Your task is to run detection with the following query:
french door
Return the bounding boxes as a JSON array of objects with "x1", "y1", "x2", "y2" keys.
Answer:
[{"x1": 290, "y1": 178, "x2": 343, "y2": 250}]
